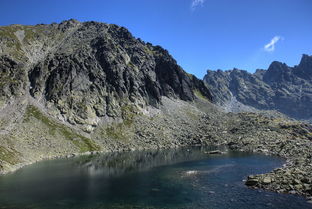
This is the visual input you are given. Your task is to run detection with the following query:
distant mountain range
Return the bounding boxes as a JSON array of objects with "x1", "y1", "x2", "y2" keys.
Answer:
[{"x1": 204, "y1": 54, "x2": 312, "y2": 121}]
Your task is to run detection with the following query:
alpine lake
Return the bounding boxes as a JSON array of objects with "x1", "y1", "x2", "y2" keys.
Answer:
[{"x1": 0, "y1": 147, "x2": 311, "y2": 209}]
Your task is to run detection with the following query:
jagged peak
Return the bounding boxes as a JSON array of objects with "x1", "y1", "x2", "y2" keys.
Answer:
[
  {"x1": 298, "y1": 54, "x2": 312, "y2": 69},
  {"x1": 267, "y1": 61, "x2": 289, "y2": 72},
  {"x1": 300, "y1": 54, "x2": 312, "y2": 62},
  {"x1": 60, "y1": 19, "x2": 80, "y2": 25},
  {"x1": 204, "y1": 69, "x2": 228, "y2": 77},
  {"x1": 231, "y1": 68, "x2": 249, "y2": 74}
]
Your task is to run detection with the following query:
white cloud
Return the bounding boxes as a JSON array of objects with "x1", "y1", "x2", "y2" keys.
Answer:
[
  {"x1": 264, "y1": 36, "x2": 283, "y2": 52},
  {"x1": 191, "y1": 0, "x2": 205, "y2": 11}
]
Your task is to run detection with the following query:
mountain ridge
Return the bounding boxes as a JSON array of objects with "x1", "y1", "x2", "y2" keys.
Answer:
[
  {"x1": 0, "y1": 19, "x2": 217, "y2": 173},
  {"x1": 1, "y1": 19, "x2": 212, "y2": 132},
  {"x1": 203, "y1": 54, "x2": 312, "y2": 121}
]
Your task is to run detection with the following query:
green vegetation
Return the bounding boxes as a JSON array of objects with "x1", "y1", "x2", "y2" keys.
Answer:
[
  {"x1": 0, "y1": 71, "x2": 19, "y2": 85},
  {"x1": 0, "y1": 146, "x2": 19, "y2": 165},
  {"x1": 24, "y1": 27, "x2": 38, "y2": 42},
  {"x1": 71, "y1": 138, "x2": 100, "y2": 153},
  {"x1": 143, "y1": 45, "x2": 154, "y2": 55},
  {"x1": 193, "y1": 89, "x2": 209, "y2": 101},
  {"x1": 0, "y1": 26, "x2": 22, "y2": 51},
  {"x1": 0, "y1": 118, "x2": 7, "y2": 130},
  {"x1": 24, "y1": 105, "x2": 100, "y2": 152},
  {"x1": 186, "y1": 72, "x2": 194, "y2": 79},
  {"x1": 103, "y1": 104, "x2": 137, "y2": 141},
  {"x1": 105, "y1": 123, "x2": 129, "y2": 141},
  {"x1": 127, "y1": 61, "x2": 139, "y2": 72},
  {"x1": 0, "y1": 24, "x2": 56, "y2": 60},
  {"x1": 0, "y1": 25, "x2": 44, "y2": 43},
  {"x1": 185, "y1": 109, "x2": 199, "y2": 121},
  {"x1": 127, "y1": 61, "x2": 135, "y2": 68},
  {"x1": 121, "y1": 104, "x2": 137, "y2": 125}
]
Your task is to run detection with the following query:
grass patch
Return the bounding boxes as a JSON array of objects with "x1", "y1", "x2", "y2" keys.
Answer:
[
  {"x1": 127, "y1": 61, "x2": 135, "y2": 68},
  {"x1": 127, "y1": 61, "x2": 139, "y2": 72},
  {"x1": 0, "y1": 146, "x2": 19, "y2": 165},
  {"x1": 104, "y1": 104, "x2": 137, "y2": 141},
  {"x1": 121, "y1": 104, "x2": 137, "y2": 125},
  {"x1": 105, "y1": 124, "x2": 127, "y2": 141},
  {"x1": 143, "y1": 45, "x2": 154, "y2": 55},
  {"x1": 185, "y1": 109, "x2": 199, "y2": 121},
  {"x1": 0, "y1": 26, "x2": 22, "y2": 51},
  {"x1": 71, "y1": 138, "x2": 100, "y2": 153},
  {"x1": 193, "y1": 89, "x2": 209, "y2": 101},
  {"x1": 24, "y1": 105, "x2": 101, "y2": 152}
]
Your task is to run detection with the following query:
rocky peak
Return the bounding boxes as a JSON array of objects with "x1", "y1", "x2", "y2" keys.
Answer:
[
  {"x1": 296, "y1": 54, "x2": 312, "y2": 79},
  {"x1": 263, "y1": 61, "x2": 291, "y2": 84},
  {"x1": 267, "y1": 61, "x2": 288, "y2": 73},
  {"x1": 299, "y1": 54, "x2": 312, "y2": 68},
  {"x1": 0, "y1": 20, "x2": 212, "y2": 132},
  {"x1": 59, "y1": 19, "x2": 80, "y2": 29},
  {"x1": 203, "y1": 55, "x2": 312, "y2": 120},
  {"x1": 254, "y1": 69, "x2": 266, "y2": 79}
]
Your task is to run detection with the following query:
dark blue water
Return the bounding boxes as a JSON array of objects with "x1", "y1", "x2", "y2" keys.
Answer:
[{"x1": 0, "y1": 147, "x2": 311, "y2": 209}]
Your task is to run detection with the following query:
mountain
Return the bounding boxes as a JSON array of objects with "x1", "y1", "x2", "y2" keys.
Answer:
[
  {"x1": 203, "y1": 55, "x2": 312, "y2": 121},
  {"x1": 0, "y1": 19, "x2": 211, "y2": 131},
  {"x1": 0, "y1": 19, "x2": 216, "y2": 173},
  {"x1": 2, "y1": 20, "x2": 312, "y2": 199}
]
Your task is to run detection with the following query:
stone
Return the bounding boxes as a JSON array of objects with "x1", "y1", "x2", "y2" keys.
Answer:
[
  {"x1": 295, "y1": 184, "x2": 303, "y2": 190},
  {"x1": 246, "y1": 176, "x2": 259, "y2": 186},
  {"x1": 208, "y1": 150, "x2": 222, "y2": 154},
  {"x1": 263, "y1": 176, "x2": 272, "y2": 184},
  {"x1": 294, "y1": 179, "x2": 301, "y2": 185}
]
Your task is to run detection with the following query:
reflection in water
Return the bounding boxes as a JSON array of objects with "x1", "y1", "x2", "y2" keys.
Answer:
[
  {"x1": 0, "y1": 147, "x2": 311, "y2": 209},
  {"x1": 74, "y1": 146, "x2": 224, "y2": 177}
]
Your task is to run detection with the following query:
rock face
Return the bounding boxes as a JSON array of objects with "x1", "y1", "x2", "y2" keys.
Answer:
[
  {"x1": 203, "y1": 55, "x2": 312, "y2": 121},
  {"x1": 0, "y1": 56, "x2": 27, "y2": 99},
  {"x1": 0, "y1": 19, "x2": 215, "y2": 174},
  {"x1": 0, "y1": 19, "x2": 211, "y2": 131}
]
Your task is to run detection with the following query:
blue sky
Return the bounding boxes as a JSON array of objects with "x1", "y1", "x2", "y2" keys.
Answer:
[{"x1": 1, "y1": 0, "x2": 311, "y2": 78}]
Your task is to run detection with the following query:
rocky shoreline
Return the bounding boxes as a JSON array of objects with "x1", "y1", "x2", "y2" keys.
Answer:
[
  {"x1": 217, "y1": 113, "x2": 312, "y2": 200},
  {"x1": 1, "y1": 101, "x2": 312, "y2": 202},
  {"x1": 0, "y1": 150, "x2": 103, "y2": 175}
]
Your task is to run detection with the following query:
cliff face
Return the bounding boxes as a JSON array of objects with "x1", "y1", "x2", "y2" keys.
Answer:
[
  {"x1": 0, "y1": 19, "x2": 211, "y2": 132},
  {"x1": 0, "y1": 19, "x2": 215, "y2": 173},
  {"x1": 203, "y1": 55, "x2": 312, "y2": 120}
]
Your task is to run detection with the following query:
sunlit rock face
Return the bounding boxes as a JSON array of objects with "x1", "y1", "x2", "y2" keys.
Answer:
[{"x1": 0, "y1": 19, "x2": 212, "y2": 131}]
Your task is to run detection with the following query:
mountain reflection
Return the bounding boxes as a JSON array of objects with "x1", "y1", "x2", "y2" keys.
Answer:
[{"x1": 74, "y1": 147, "x2": 211, "y2": 177}]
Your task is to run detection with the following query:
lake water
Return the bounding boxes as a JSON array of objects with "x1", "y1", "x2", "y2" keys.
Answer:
[{"x1": 0, "y1": 147, "x2": 311, "y2": 209}]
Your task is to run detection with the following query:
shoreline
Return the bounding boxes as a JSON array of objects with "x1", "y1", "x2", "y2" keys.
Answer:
[
  {"x1": 0, "y1": 144, "x2": 192, "y2": 175},
  {"x1": 0, "y1": 150, "x2": 104, "y2": 175},
  {"x1": 1, "y1": 101, "x2": 312, "y2": 202},
  {"x1": 1, "y1": 141, "x2": 312, "y2": 204}
]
